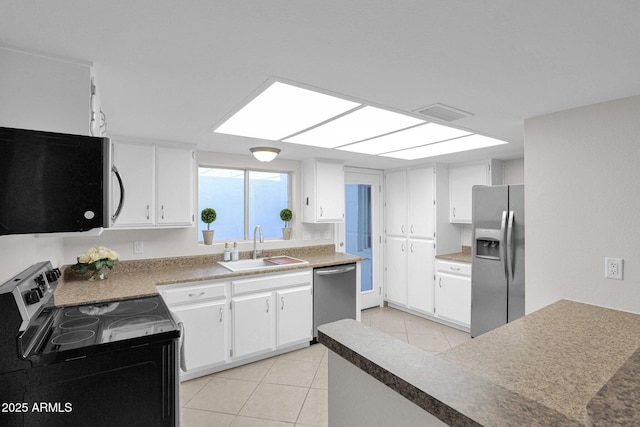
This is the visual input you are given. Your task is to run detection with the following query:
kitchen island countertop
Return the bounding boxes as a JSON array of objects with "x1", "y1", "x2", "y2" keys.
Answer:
[
  {"x1": 55, "y1": 244, "x2": 363, "y2": 307},
  {"x1": 318, "y1": 299, "x2": 640, "y2": 426}
]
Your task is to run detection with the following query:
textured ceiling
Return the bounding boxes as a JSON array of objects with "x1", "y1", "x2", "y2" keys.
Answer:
[{"x1": 2, "y1": 1, "x2": 639, "y2": 168}]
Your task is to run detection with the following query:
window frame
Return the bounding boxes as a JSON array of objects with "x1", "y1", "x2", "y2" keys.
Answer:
[{"x1": 198, "y1": 165, "x2": 292, "y2": 242}]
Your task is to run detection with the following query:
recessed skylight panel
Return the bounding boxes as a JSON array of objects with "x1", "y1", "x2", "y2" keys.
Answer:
[
  {"x1": 382, "y1": 134, "x2": 508, "y2": 160},
  {"x1": 283, "y1": 106, "x2": 426, "y2": 148},
  {"x1": 214, "y1": 81, "x2": 360, "y2": 140},
  {"x1": 338, "y1": 123, "x2": 471, "y2": 155}
]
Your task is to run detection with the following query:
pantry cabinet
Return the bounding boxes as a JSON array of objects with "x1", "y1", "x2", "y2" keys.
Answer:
[
  {"x1": 384, "y1": 166, "x2": 435, "y2": 313},
  {"x1": 111, "y1": 140, "x2": 194, "y2": 228},
  {"x1": 449, "y1": 159, "x2": 503, "y2": 223},
  {"x1": 435, "y1": 260, "x2": 471, "y2": 327},
  {"x1": 302, "y1": 159, "x2": 345, "y2": 223}
]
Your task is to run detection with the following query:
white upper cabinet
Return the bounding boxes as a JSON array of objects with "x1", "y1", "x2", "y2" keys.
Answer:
[
  {"x1": 302, "y1": 159, "x2": 345, "y2": 223},
  {"x1": 0, "y1": 47, "x2": 92, "y2": 135},
  {"x1": 157, "y1": 146, "x2": 194, "y2": 225},
  {"x1": 449, "y1": 159, "x2": 503, "y2": 223},
  {"x1": 384, "y1": 170, "x2": 407, "y2": 236},
  {"x1": 407, "y1": 167, "x2": 435, "y2": 239},
  {"x1": 111, "y1": 140, "x2": 194, "y2": 228}
]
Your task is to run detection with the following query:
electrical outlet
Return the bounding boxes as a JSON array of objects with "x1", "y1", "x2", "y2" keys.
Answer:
[
  {"x1": 605, "y1": 257, "x2": 623, "y2": 280},
  {"x1": 134, "y1": 241, "x2": 144, "y2": 254}
]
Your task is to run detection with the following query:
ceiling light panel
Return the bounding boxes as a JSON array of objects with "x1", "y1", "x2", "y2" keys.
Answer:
[
  {"x1": 214, "y1": 81, "x2": 360, "y2": 141},
  {"x1": 283, "y1": 106, "x2": 426, "y2": 148},
  {"x1": 338, "y1": 123, "x2": 472, "y2": 155},
  {"x1": 382, "y1": 134, "x2": 508, "y2": 160}
]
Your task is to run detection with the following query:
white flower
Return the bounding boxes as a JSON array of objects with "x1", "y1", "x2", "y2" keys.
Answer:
[{"x1": 77, "y1": 246, "x2": 119, "y2": 264}]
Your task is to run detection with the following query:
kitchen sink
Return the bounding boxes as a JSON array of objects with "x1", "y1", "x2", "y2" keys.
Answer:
[{"x1": 218, "y1": 256, "x2": 308, "y2": 272}]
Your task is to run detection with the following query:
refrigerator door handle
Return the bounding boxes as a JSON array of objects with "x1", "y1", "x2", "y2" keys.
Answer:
[
  {"x1": 507, "y1": 210, "x2": 515, "y2": 281},
  {"x1": 500, "y1": 210, "x2": 508, "y2": 280}
]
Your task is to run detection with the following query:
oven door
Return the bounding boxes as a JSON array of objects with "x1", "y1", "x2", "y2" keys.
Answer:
[{"x1": 23, "y1": 337, "x2": 178, "y2": 427}]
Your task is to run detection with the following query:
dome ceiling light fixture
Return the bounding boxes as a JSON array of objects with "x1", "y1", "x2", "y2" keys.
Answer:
[{"x1": 250, "y1": 147, "x2": 281, "y2": 162}]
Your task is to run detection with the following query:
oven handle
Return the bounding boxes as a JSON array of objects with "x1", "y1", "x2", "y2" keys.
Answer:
[{"x1": 170, "y1": 311, "x2": 187, "y2": 372}]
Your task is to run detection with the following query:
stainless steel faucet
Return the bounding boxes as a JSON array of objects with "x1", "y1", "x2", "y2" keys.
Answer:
[{"x1": 252, "y1": 225, "x2": 264, "y2": 259}]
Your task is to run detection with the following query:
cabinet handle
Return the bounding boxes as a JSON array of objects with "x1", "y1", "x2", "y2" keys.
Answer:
[
  {"x1": 188, "y1": 292, "x2": 205, "y2": 298},
  {"x1": 450, "y1": 267, "x2": 461, "y2": 271},
  {"x1": 161, "y1": 205, "x2": 165, "y2": 220},
  {"x1": 401, "y1": 224, "x2": 405, "y2": 234},
  {"x1": 410, "y1": 224, "x2": 414, "y2": 234},
  {"x1": 453, "y1": 207, "x2": 456, "y2": 218},
  {"x1": 146, "y1": 204, "x2": 150, "y2": 220},
  {"x1": 281, "y1": 296, "x2": 285, "y2": 310},
  {"x1": 439, "y1": 278, "x2": 442, "y2": 288},
  {"x1": 320, "y1": 206, "x2": 323, "y2": 217},
  {"x1": 266, "y1": 299, "x2": 270, "y2": 313},
  {"x1": 219, "y1": 307, "x2": 223, "y2": 323},
  {"x1": 401, "y1": 243, "x2": 405, "y2": 252},
  {"x1": 410, "y1": 243, "x2": 414, "y2": 253}
]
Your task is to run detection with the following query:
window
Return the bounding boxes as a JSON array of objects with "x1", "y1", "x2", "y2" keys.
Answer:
[{"x1": 198, "y1": 167, "x2": 290, "y2": 241}]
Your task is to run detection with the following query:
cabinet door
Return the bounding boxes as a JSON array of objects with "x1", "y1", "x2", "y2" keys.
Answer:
[
  {"x1": 435, "y1": 273, "x2": 471, "y2": 326},
  {"x1": 111, "y1": 142, "x2": 155, "y2": 226},
  {"x1": 385, "y1": 170, "x2": 407, "y2": 236},
  {"x1": 316, "y1": 160, "x2": 344, "y2": 221},
  {"x1": 408, "y1": 239, "x2": 435, "y2": 314},
  {"x1": 408, "y1": 167, "x2": 434, "y2": 238},
  {"x1": 232, "y1": 292, "x2": 274, "y2": 359},
  {"x1": 449, "y1": 163, "x2": 490, "y2": 223},
  {"x1": 172, "y1": 300, "x2": 228, "y2": 372},
  {"x1": 157, "y1": 146, "x2": 193, "y2": 225},
  {"x1": 276, "y1": 285, "x2": 313, "y2": 347},
  {"x1": 385, "y1": 236, "x2": 407, "y2": 306}
]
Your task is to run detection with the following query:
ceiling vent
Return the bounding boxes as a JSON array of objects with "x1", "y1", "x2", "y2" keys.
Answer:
[{"x1": 415, "y1": 103, "x2": 472, "y2": 122}]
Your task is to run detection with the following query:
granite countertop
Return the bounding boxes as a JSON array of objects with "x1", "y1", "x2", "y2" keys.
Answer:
[
  {"x1": 436, "y1": 246, "x2": 472, "y2": 264},
  {"x1": 55, "y1": 244, "x2": 363, "y2": 307},
  {"x1": 318, "y1": 300, "x2": 640, "y2": 426}
]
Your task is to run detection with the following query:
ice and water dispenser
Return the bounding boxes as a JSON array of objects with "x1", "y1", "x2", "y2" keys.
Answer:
[{"x1": 475, "y1": 228, "x2": 502, "y2": 260}]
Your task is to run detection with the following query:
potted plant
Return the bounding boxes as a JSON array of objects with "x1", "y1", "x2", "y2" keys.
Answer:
[
  {"x1": 280, "y1": 208, "x2": 293, "y2": 240},
  {"x1": 201, "y1": 208, "x2": 217, "y2": 245}
]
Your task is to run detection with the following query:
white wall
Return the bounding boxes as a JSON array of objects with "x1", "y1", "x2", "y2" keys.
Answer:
[
  {"x1": 62, "y1": 150, "x2": 333, "y2": 265},
  {"x1": 524, "y1": 95, "x2": 640, "y2": 314}
]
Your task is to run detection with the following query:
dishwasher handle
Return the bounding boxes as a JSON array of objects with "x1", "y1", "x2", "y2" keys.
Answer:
[{"x1": 315, "y1": 265, "x2": 356, "y2": 276}]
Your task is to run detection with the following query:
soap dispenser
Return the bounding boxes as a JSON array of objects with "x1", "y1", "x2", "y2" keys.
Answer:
[
  {"x1": 231, "y1": 242, "x2": 239, "y2": 261},
  {"x1": 223, "y1": 242, "x2": 231, "y2": 261}
]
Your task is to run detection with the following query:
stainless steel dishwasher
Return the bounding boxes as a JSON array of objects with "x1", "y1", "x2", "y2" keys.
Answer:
[{"x1": 313, "y1": 263, "x2": 357, "y2": 339}]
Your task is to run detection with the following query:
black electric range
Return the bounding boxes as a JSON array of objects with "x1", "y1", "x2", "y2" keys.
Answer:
[{"x1": 0, "y1": 261, "x2": 180, "y2": 427}]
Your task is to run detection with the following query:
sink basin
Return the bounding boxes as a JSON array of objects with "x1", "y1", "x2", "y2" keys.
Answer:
[{"x1": 218, "y1": 256, "x2": 308, "y2": 272}]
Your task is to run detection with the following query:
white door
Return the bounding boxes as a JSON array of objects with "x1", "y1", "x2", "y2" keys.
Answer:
[
  {"x1": 339, "y1": 169, "x2": 383, "y2": 309},
  {"x1": 276, "y1": 285, "x2": 313, "y2": 347},
  {"x1": 172, "y1": 300, "x2": 228, "y2": 371},
  {"x1": 232, "y1": 292, "x2": 274, "y2": 359},
  {"x1": 157, "y1": 146, "x2": 193, "y2": 225},
  {"x1": 111, "y1": 142, "x2": 155, "y2": 226}
]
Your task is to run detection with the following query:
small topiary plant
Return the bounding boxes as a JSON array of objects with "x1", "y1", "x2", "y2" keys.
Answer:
[
  {"x1": 201, "y1": 208, "x2": 217, "y2": 230},
  {"x1": 279, "y1": 208, "x2": 293, "y2": 228}
]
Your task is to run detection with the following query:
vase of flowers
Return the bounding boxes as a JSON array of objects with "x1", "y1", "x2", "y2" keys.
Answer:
[{"x1": 71, "y1": 246, "x2": 120, "y2": 281}]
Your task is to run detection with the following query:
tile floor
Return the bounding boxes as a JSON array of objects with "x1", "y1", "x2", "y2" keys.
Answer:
[{"x1": 179, "y1": 306, "x2": 471, "y2": 427}]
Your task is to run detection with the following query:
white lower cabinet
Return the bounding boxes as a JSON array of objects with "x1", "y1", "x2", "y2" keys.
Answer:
[
  {"x1": 159, "y1": 269, "x2": 313, "y2": 381},
  {"x1": 159, "y1": 281, "x2": 229, "y2": 375},
  {"x1": 385, "y1": 237, "x2": 408, "y2": 306},
  {"x1": 232, "y1": 292, "x2": 275, "y2": 359},
  {"x1": 276, "y1": 285, "x2": 313, "y2": 348},
  {"x1": 435, "y1": 260, "x2": 471, "y2": 327},
  {"x1": 407, "y1": 240, "x2": 435, "y2": 314}
]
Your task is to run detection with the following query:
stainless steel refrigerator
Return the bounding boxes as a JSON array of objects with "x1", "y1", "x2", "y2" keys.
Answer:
[{"x1": 471, "y1": 185, "x2": 524, "y2": 338}]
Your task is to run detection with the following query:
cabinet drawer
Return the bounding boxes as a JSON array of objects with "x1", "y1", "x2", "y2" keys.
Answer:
[
  {"x1": 436, "y1": 260, "x2": 471, "y2": 276},
  {"x1": 232, "y1": 270, "x2": 313, "y2": 295},
  {"x1": 162, "y1": 282, "x2": 226, "y2": 306}
]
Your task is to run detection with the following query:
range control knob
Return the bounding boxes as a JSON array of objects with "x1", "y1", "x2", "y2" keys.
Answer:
[
  {"x1": 45, "y1": 268, "x2": 61, "y2": 283},
  {"x1": 24, "y1": 289, "x2": 41, "y2": 305},
  {"x1": 34, "y1": 274, "x2": 46, "y2": 287}
]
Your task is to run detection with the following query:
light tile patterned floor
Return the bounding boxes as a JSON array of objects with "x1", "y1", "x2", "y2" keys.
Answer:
[{"x1": 179, "y1": 306, "x2": 471, "y2": 426}]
